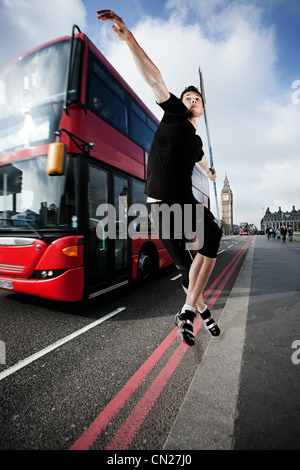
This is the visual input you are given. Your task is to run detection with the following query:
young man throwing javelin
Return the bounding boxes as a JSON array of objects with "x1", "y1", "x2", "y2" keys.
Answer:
[{"x1": 97, "y1": 10, "x2": 222, "y2": 346}]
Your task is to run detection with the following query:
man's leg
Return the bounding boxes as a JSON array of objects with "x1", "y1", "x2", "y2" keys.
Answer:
[
  {"x1": 186, "y1": 253, "x2": 221, "y2": 337},
  {"x1": 175, "y1": 253, "x2": 218, "y2": 346},
  {"x1": 176, "y1": 203, "x2": 222, "y2": 345},
  {"x1": 185, "y1": 253, "x2": 215, "y2": 310}
]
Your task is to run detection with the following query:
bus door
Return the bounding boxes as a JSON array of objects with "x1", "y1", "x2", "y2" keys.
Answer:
[
  {"x1": 87, "y1": 165, "x2": 129, "y2": 297},
  {"x1": 113, "y1": 174, "x2": 129, "y2": 279}
]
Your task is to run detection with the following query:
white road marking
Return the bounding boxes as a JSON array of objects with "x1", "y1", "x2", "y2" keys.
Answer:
[{"x1": 0, "y1": 307, "x2": 126, "y2": 381}]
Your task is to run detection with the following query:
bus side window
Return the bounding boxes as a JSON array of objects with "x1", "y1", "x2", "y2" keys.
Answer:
[
  {"x1": 87, "y1": 57, "x2": 128, "y2": 134},
  {"x1": 129, "y1": 101, "x2": 156, "y2": 151}
]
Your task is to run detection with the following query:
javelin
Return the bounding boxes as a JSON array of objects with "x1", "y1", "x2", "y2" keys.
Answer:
[{"x1": 199, "y1": 67, "x2": 220, "y2": 227}]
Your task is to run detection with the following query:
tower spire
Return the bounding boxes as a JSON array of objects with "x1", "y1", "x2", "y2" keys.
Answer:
[{"x1": 221, "y1": 172, "x2": 233, "y2": 235}]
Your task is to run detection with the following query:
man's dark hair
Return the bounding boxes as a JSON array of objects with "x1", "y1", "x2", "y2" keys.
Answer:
[{"x1": 180, "y1": 86, "x2": 204, "y2": 107}]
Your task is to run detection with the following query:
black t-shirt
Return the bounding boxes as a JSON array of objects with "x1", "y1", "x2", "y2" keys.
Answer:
[{"x1": 145, "y1": 93, "x2": 204, "y2": 203}]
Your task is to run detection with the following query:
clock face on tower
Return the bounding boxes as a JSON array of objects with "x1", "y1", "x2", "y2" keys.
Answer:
[{"x1": 222, "y1": 194, "x2": 229, "y2": 201}]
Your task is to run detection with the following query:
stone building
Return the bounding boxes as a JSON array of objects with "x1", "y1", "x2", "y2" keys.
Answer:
[{"x1": 261, "y1": 206, "x2": 300, "y2": 232}]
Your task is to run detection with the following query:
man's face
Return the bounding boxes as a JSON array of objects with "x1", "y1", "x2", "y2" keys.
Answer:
[
  {"x1": 182, "y1": 92, "x2": 204, "y2": 117},
  {"x1": 93, "y1": 97, "x2": 103, "y2": 110}
]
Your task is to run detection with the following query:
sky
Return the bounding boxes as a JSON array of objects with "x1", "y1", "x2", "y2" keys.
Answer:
[{"x1": 1, "y1": 0, "x2": 300, "y2": 228}]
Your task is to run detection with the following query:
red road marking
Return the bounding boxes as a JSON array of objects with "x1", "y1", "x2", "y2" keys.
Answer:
[
  {"x1": 69, "y1": 328, "x2": 178, "y2": 450},
  {"x1": 204, "y1": 236, "x2": 252, "y2": 303},
  {"x1": 70, "y1": 237, "x2": 252, "y2": 450},
  {"x1": 107, "y1": 342, "x2": 188, "y2": 450},
  {"x1": 105, "y1": 237, "x2": 252, "y2": 450},
  {"x1": 205, "y1": 236, "x2": 252, "y2": 309}
]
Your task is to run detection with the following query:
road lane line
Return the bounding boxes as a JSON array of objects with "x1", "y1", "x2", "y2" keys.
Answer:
[
  {"x1": 170, "y1": 274, "x2": 181, "y2": 281},
  {"x1": 204, "y1": 237, "x2": 252, "y2": 301},
  {"x1": 164, "y1": 238, "x2": 255, "y2": 450},
  {"x1": 206, "y1": 237, "x2": 252, "y2": 309},
  {"x1": 70, "y1": 238, "x2": 252, "y2": 450},
  {"x1": 70, "y1": 327, "x2": 178, "y2": 450},
  {"x1": 106, "y1": 342, "x2": 189, "y2": 450},
  {"x1": 0, "y1": 307, "x2": 126, "y2": 382},
  {"x1": 105, "y1": 240, "x2": 252, "y2": 450}
]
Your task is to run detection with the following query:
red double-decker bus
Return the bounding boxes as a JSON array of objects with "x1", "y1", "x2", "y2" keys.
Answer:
[
  {"x1": 0, "y1": 26, "x2": 210, "y2": 302},
  {"x1": 239, "y1": 222, "x2": 249, "y2": 235}
]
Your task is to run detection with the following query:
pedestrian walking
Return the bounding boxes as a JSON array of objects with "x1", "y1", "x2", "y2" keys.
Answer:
[
  {"x1": 287, "y1": 226, "x2": 293, "y2": 242},
  {"x1": 276, "y1": 229, "x2": 280, "y2": 240},
  {"x1": 281, "y1": 225, "x2": 287, "y2": 242}
]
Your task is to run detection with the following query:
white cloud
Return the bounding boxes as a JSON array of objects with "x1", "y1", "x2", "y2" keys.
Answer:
[
  {"x1": 165, "y1": 0, "x2": 226, "y2": 21},
  {"x1": 95, "y1": 1, "x2": 300, "y2": 227},
  {"x1": 0, "y1": 0, "x2": 87, "y2": 68},
  {"x1": 1, "y1": 0, "x2": 299, "y2": 228}
]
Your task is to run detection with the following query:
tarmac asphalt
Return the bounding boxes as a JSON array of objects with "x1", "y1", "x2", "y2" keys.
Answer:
[{"x1": 163, "y1": 234, "x2": 300, "y2": 450}]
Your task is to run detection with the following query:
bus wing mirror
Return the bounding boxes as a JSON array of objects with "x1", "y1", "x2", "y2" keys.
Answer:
[{"x1": 47, "y1": 142, "x2": 66, "y2": 176}]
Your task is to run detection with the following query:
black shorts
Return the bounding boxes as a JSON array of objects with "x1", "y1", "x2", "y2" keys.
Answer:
[{"x1": 147, "y1": 200, "x2": 222, "y2": 288}]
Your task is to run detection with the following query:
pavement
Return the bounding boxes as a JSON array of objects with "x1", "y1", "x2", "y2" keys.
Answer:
[{"x1": 164, "y1": 234, "x2": 300, "y2": 450}]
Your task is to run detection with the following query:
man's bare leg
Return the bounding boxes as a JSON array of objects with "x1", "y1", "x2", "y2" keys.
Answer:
[
  {"x1": 176, "y1": 253, "x2": 220, "y2": 344},
  {"x1": 186, "y1": 253, "x2": 216, "y2": 310},
  {"x1": 181, "y1": 253, "x2": 215, "y2": 311}
]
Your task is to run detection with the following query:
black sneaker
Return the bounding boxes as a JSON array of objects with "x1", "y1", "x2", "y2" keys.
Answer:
[
  {"x1": 175, "y1": 310, "x2": 196, "y2": 347},
  {"x1": 199, "y1": 307, "x2": 220, "y2": 337}
]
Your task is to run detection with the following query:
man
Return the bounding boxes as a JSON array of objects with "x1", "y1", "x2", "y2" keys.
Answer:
[
  {"x1": 287, "y1": 225, "x2": 293, "y2": 242},
  {"x1": 281, "y1": 225, "x2": 287, "y2": 243},
  {"x1": 97, "y1": 10, "x2": 222, "y2": 346}
]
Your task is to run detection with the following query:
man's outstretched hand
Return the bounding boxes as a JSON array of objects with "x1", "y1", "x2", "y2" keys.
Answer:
[{"x1": 97, "y1": 10, "x2": 131, "y2": 42}]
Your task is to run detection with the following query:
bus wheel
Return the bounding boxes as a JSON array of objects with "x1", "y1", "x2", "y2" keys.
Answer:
[{"x1": 137, "y1": 247, "x2": 158, "y2": 282}]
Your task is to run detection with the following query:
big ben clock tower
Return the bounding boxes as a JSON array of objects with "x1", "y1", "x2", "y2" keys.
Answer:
[{"x1": 221, "y1": 173, "x2": 233, "y2": 235}]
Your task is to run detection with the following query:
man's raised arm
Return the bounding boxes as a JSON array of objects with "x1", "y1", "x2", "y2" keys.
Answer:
[{"x1": 97, "y1": 10, "x2": 170, "y2": 104}]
